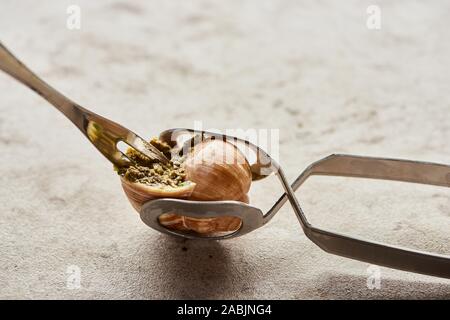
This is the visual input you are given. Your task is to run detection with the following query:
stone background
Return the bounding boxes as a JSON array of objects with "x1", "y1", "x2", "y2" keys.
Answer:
[{"x1": 0, "y1": 0, "x2": 449, "y2": 299}]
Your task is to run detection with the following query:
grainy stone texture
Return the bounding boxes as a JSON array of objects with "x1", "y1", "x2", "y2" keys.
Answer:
[{"x1": 0, "y1": 0, "x2": 449, "y2": 299}]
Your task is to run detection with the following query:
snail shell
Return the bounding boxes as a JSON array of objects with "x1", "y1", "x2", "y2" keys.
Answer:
[{"x1": 120, "y1": 138, "x2": 252, "y2": 234}]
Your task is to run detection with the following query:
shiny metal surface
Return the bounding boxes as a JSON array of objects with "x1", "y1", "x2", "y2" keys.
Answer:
[
  {"x1": 144, "y1": 129, "x2": 450, "y2": 278},
  {"x1": 141, "y1": 198, "x2": 264, "y2": 240},
  {"x1": 159, "y1": 128, "x2": 278, "y2": 181},
  {"x1": 1, "y1": 43, "x2": 448, "y2": 279},
  {"x1": 0, "y1": 42, "x2": 168, "y2": 167}
]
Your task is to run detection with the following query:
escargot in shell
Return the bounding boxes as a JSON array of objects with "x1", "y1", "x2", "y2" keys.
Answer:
[{"x1": 117, "y1": 137, "x2": 252, "y2": 235}]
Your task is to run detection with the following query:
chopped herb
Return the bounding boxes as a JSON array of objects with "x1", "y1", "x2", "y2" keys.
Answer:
[{"x1": 117, "y1": 138, "x2": 187, "y2": 187}]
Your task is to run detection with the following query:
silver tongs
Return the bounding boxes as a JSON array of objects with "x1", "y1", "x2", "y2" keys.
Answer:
[
  {"x1": 1, "y1": 43, "x2": 449, "y2": 279},
  {"x1": 143, "y1": 128, "x2": 450, "y2": 279}
]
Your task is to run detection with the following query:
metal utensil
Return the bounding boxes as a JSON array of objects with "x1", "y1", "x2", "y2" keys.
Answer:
[
  {"x1": 141, "y1": 128, "x2": 450, "y2": 279},
  {"x1": 0, "y1": 42, "x2": 169, "y2": 167},
  {"x1": 1, "y1": 43, "x2": 448, "y2": 279}
]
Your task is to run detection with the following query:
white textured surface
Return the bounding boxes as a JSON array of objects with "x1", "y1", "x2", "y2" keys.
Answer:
[{"x1": 0, "y1": 0, "x2": 449, "y2": 299}]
